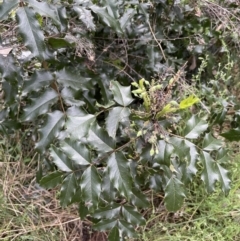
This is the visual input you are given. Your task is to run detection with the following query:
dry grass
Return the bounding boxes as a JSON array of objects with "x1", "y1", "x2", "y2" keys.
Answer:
[{"x1": 0, "y1": 137, "x2": 106, "y2": 241}]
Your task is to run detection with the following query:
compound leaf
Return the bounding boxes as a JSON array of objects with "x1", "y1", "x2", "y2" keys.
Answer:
[
  {"x1": 164, "y1": 176, "x2": 186, "y2": 212},
  {"x1": 168, "y1": 137, "x2": 190, "y2": 159},
  {"x1": 200, "y1": 151, "x2": 219, "y2": 193},
  {"x1": 118, "y1": 219, "x2": 137, "y2": 238},
  {"x1": 80, "y1": 166, "x2": 101, "y2": 208},
  {"x1": 60, "y1": 139, "x2": 91, "y2": 165},
  {"x1": 40, "y1": 171, "x2": 63, "y2": 189},
  {"x1": 202, "y1": 133, "x2": 222, "y2": 151},
  {"x1": 16, "y1": 7, "x2": 50, "y2": 60},
  {"x1": 93, "y1": 218, "x2": 118, "y2": 231},
  {"x1": 110, "y1": 81, "x2": 134, "y2": 106},
  {"x1": 183, "y1": 115, "x2": 208, "y2": 139},
  {"x1": 106, "y1": 107, "x2": 130, "y2": 139},
  {"x1": 36, "y1": 110, "x2": 65, "y2": 152},
  {"x1": 21, "y1": 89, "x2": 58, "y2": 121},
  {"x1": 129, "y1": 188, "x2": 149, "y2": 208},
  {"x1": 60, "y1": 173, "x2": 77, "y2": 207},
  {"x1": 107, "y1": 152, "x2": 132, "y2": 197}
]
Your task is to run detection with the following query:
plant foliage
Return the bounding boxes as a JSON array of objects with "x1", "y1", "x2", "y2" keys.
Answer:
[{"x1": 0, "y1": 0, "x2": 239, "y2": 239}]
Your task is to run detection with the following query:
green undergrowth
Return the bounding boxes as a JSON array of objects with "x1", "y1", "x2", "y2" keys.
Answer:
[{"x1": 138, "y1": 152, "x2": 240, "y2": 241}]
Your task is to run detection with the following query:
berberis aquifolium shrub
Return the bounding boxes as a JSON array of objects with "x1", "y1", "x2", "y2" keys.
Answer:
[{"x1": 0, "y1": 0, "x2": 239, "y2": 240}]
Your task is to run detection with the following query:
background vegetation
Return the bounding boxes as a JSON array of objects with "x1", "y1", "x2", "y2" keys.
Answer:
[{"x1": 0, "y1": 0, "x2": 240, "y2": 240}]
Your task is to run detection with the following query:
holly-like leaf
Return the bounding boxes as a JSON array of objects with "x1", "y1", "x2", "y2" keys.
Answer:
[
  {"x1": 16, "y1": 7, "x2": 50, "y2": 60},
  {"x1": 40, "y1": 171, "x2": 63, "y2": 189},
  {"x1": 216, "y1": 163, "x2": 231, "y2": 195},
  {"x1": 110, "y1": 81, "x2": 134, "y2": 106},
  {"x1": 120, "y1": 8, "x2": 136, "y2": 30},
  {"x1": 220, "y1": 128, "x2": 240, "y2": 141},
  {"x1": 200, "y1": 151, "x2": 219, "y2": 193},
  {"x1": 65, "y1": 114, "x2": 96, "y2": 140},
  {"x1": 73, "y1": 6, "x2": 96, "y2": 31},
  {"x1": 106, "y1": 107, "x2": 130, "y2": 139},
  {"x1": 93, "y1": 203, "x2": 121, "y2": 219},
  {"x1": 168, "y1": 137, "x2": 190, "y2": 159},
  {"x1": 155, "y1": 140, "x2": 174, "y2": 165},
  {"x1": 56, "y1": 68, "x2": 92, "y2": 90},
  {"x1": 107, "y1": 152, "x2": 132, "y2": 197},
  {"x1": 25, "y1": 0, "x2": 60, "y2": 25},
  {"x1": 90, "y1": 5, "x2": 122, "y2": 34},
  {"x1": 122, "y1": 205, "x2": 146, "y2": 225},
  {"x1": 22, "y1": 70, "x2": 54, "y2": 96},
  {"x1": 164, "y1": 176, "x2": 186, "y2": 212},
  {"x1": 86, "y1": 122, "x2": 115, "y2": 153},
  {"x1": 48, "y1": 37, "x2": 75, "y2": 49},
  {"x1": 93, "y1": 218, "x2": 118, "y2": 231},
  {"x1": 202, "y1": 133, "x2": 222, "y2": 151},
  {"x1": 0, "y1": 0, "x2": 18, "y2": 20},
  {"x1": 35, "y1": 111, "x2": 65, "y2": 152},
  {"x1": 50, "y1": 146, "x2": 74, "y2": 172},
  {"x1": 129, "y1": 188, "x2": 149, "y2": 208},
  {"x1": 21, "y1": 89, "x2": 58, "y2": 121},
  {"x1": 179, "y1": 95, "x2": 200, "y2": 109},
  {"x1": 101, "y1": 172, "x2": 117, "y2": 202},
  {"x1": 108, "y1": 227, "x2": 121, "y2": 241},
  {"x1": 60, "y1": 173, "x2": 77, "y2": 207},
  {"x1": 80, "y1": 166, "x2": 101, "y2": 208},
  {"x1": 60, "y1": 139, "x2": 90, "y2": 165},
  {"x1": 183, "y1": 115, "x2": 208, "y2": 139},
  {"x1": 118, "y1": 219, "x2": 137, "y2": 238}
]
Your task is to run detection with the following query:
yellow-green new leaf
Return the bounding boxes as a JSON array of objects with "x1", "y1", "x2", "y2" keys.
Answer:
[{"x1": 179, "y1": 95, "x2": 200, "y2": 109}]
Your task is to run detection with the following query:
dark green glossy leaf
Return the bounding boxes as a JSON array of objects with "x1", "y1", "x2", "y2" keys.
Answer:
[
  {"x1": 118, "y1": 219, "x2": 137, "y2": 238},
  {"x1": 73, "y1": 6, "x2": 96, "y2": 31},
  {"x1": 93, "y1": 218, "x2": 118, "y2": 231},
  {"x1": 110, "y1": 81, "x2": 134, "y2": 107},
  {"x1": 21, "y1": 89, "x2": 58, "y2": 121},
  {"x1": 183, "y1": 115, "x2": 208, "y2": 139},
  {"x1": 108, "y1": 226, "x2": 121, "y2": 241},
  {"x1": 79, "y1": 201, "x2": 89, "y2": 220},
  {"x1": 36, "y1": 111, "x2": 65, "y2": 152},
  {"x1": 80, "y1": 166, "x2": 101, "y2": 208},
  {"x1": 168, "y1": 137, "x2": 190, "y2": 160},
  {"x1": 216, "y1": 163, "x2": 231, "y2": 195},
  {"x1": 101, "y1": 172, "x2": 117, "y2": 202},
  {"x1": 22, "y1": 70, "x2": 54, "y2": 96},
  {"x1": 164, "y1": 176, "x2": 186, "y2": 212},
  {"x1": 129, "y1": 188, "x2": 149, "y2": 208},
  {"x1": 155, "y1": 140, "x2": 174, "y2": 165},
  {"x1": 119, "y1": 8, "x2": 136, "y2": 30},
  {"x1": 220, "y1": 128, "x2": 240, "y2": 141},
  {"x1": 202, "y1": 133, "x2": 222, "y2": 151},
  {"x1": 86, "y1": 122, "x2": 115, "y2": 153},
  {"x1": 60, "y1": 139, "x2": 91, "y2": 165},
  {"x1": 40, "y1": 171, "x2": 63, "y2": 189},
  {"x1": 93, "y1": 203, "x2": 121, "y2": 219},
  {"x1": 107, "y1": 152, "x2": 132, "y2": 197},
  {"x1": 90, "y1": 5, "x2": 122, "y2": 34},
  {"x1": 65, "y1": 114, "x2": 95, "y2": 139},
  {"x1": 50, "y1": 146, "x2": 74, "y2": 172},
  {"x1": 56, "y1": 68, "x2": 92, "y2": 90},
  {"x1": 0, "y1": 0, "x2": 18, "y2": 20},
  {"x1": 25, "y1": 0, "x2": 60, "y2": 25},
  {"x1": 106, "y1": 107, "x2": 130, "y2": 139},
  {"x1": 122, "y1": 205, "x2": 146, "y2": 225},
  {"x1": 200, "y1": 151, "x2": 218, "y2": 193},
  {"x1": 16, "y1": 7, "x2": 50, "y2": 60},
  {"x1": 60, "y1": 173, "x2": 77, "y2": 207}
]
